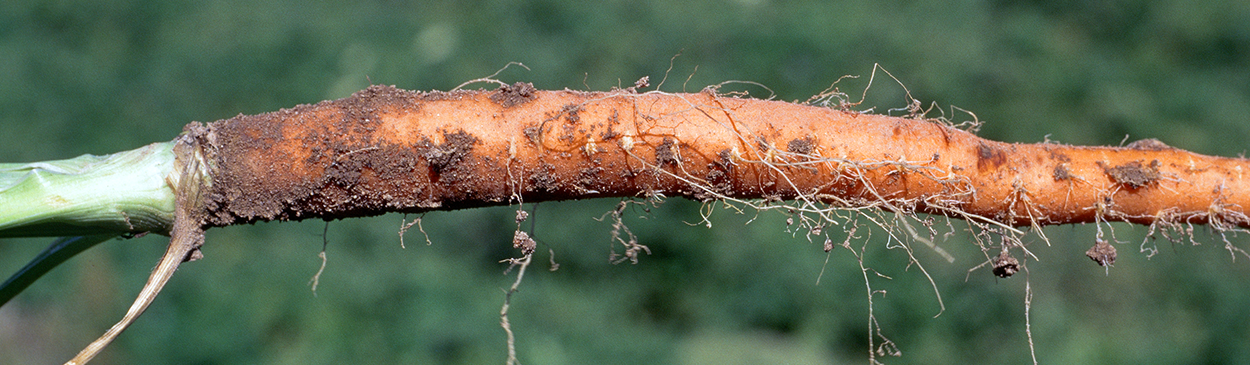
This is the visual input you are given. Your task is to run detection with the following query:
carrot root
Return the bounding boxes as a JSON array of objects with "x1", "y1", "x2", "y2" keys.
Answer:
[{"x1": 187, "y1": 83, "x2": 1250, "y2": 233}]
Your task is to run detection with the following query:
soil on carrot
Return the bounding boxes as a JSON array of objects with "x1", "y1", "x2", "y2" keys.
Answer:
[
  {"x1": 1052, "y1": 163, "x2": 1073, "y2": 181},
  {"x1": 1086, "y1": 240, "x2": 1117, "y2": 267},
  {"x1": 193, "y1": 85, "x2": 500, "y2": 227},
  {"x1": 186, "y1": 82, "x2": 1250, "y2": 236},
  {"x1": 75, "y1": 80, "x2": 1250, "y2": 365},
  {"x1": 786, "y1": 137, "x2": 815, "y2": 155},
  {"x1": 530, "y1": 163, "x2": 558, "y2": 193},
  {"x1": 421, "y1": 130, "x2": 479, "y2": 174},
  {"x1": 1126, "y1": 138, "x2": 1174, "y2": 151},
  {"x1": 489, "y1": 82, "x2": 538, "y2": 107},
  {"x1": 1100, "y1": 160, "x2": 1161, "y2": 188},
  {"x1": 655, "y1": 137, "x2": 679, "y2": 166}
]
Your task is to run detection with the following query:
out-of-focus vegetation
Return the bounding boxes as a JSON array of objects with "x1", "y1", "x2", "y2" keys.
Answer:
[{"x1": 2, "y1": 1, "x2": 1250, "y2": 364}]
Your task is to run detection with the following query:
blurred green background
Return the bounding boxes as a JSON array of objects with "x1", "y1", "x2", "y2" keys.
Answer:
[{"x1": 3, "y1": 0, "x2": 1250, "y2": 364}]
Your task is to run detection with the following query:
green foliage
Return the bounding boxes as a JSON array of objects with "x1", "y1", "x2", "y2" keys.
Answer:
[
  {"x1": 0, "y1": 142, "x2": 176, "y2": 238},
  {"x1": 2, "y1": 0, "x2": 1250, "y2": 364}
]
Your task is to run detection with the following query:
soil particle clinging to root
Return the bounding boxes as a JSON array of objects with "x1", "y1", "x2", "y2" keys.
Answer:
[
  {"x1": 1101, "y1": 160, "x2": 1161, "y2": 188},
  {"x1": 489, "y1": 82, "x2": 538, "y2": 107},
  {"x1": 1053, "y1": 163, "x2": 1072, "y2": 181},
  {"x1": 423, "y1": 130, "x2": 479, "y2": 173},
  {"x1": 1086, "y1": 240, "x2": 1117, "y2": 267},
  {"x1": 656, "y1": 137, "x2": 679, "y2": 166},
  {"x1": 1126, "y1": 138, "x2": 1174, "y2": 151},
  {"x1": 787, "y1": 137, "x2": 815, "y2": 155},
  {"x1": 992, "y1": 250, "x2": 1020, "y2": 278}
]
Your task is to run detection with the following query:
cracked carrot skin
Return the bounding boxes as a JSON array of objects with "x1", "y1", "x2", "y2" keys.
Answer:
[{"x1": 183, "y1": 83, "x2": 1250, "y2": 230}]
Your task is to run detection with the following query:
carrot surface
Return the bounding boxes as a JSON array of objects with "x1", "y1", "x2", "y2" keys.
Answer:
[{"x1": 189, "y1": 83, "x2": 1250, "y2": 230}]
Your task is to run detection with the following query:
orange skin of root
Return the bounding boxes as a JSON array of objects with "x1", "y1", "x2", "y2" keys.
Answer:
[{"x1": 188, "y1": 83, "x2": 1250, "y2": 229}]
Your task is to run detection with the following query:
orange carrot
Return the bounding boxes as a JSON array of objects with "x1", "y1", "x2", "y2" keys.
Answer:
[
  {"x1": 191, "y1": 83, "x2": 1250, "y2": 230},
  {"x1": 66, "y1": 82, "x2": 1250, "y2": 364}
]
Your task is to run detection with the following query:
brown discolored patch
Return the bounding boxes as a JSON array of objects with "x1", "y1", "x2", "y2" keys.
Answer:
[
  {"x1": 992, "y1": 250, "x2": 1019, "y2": 278},
  {"x1": 1125, "y1": 138, "x2": 1173, "y2": 151},
  {"x1": 1101, "y1": 160, "x2": 1160, "y2": 188},
  {"x1": 976, "y1": 142, "x2": 1007, "y2": 171},
  {"x1": 656, "y1": 137, "x2": 679, "y2": 166},
  {"x1": 1048, "y1": 150, "x2": 1071, "y2": 163},
  {"x1": 787, "y1": 137, "x2": 815, "y2": 155},
  {"x1": 1085, "y1": 240, "x2": 1116, "y2": 267},
  {"x1": 422, "y1": 130, "x2": 478, "y2": 173},
  {"x1": 1053, "y1": 163, "x2": 1073, "y2": 181},
  {"x1": 489, "y1": 82, "x2": 538, "y2": 107}
]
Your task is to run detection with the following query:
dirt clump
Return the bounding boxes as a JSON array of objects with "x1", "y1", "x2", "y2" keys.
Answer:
[
  {"x1": 422, "y1": 130, "x2": 479, "y2": 173},
  {"x1": 512, "y1": 230, "x2": 536, "y2": 255},
  {"x1": 489, "y1": 82, "x2": 538, "y2": 107},
  {"x1": 1053, "y1": 163, "x2": 1073, "y2": 181},
  {"x1": 655, "y1": 137, "x2": 679, "y2": 166},
  {"x1": 992, "y1": 250, "x2": 1020, "y2": 278},
  {"x1": 787, "y1": 137, "x2": 815, "y2": 155},
  {"x1": 1085, "y1": 240, "x2": 1116, "y2": 267},
  {"x1": 1101, "y1": 160, "x2": 1160, "y2": 188},
  {"x1": 530, "y1": 163, "x2": 557, "y2": 192},
  {"x1": 1126, "y1": 138, "x2": 1173, "y2": 151}
]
